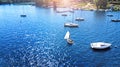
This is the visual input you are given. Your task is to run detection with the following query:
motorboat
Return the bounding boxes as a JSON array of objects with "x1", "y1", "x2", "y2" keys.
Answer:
[
  {"x1": 111, "y1": 19, "x2": 120, "y2": 22},
  {"x1": 75, "y1": 17, "x2": 84, "y2": 21},
  {"x1": 64, "y1": 31, "x2": 74, "y2": 44},
  {"x1": 91, "y1": 42, "x2": 111, "y2": 49},
  {"x1": 64, "y1": 23, "x2": 79, "y2": 27}
]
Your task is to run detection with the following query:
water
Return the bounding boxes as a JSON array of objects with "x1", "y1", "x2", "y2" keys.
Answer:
[{"x1": 0, "y1": 5, "x2": 120, "y2": 67}]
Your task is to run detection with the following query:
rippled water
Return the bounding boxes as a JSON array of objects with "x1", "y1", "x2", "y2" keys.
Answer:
[{"x1": 0, "y1": 5, "x2": 120, "y2": 67}]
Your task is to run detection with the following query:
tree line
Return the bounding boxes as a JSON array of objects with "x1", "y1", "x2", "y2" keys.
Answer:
[{"x1": 0, "y1": 0, "x2": 119, "y2": 9}]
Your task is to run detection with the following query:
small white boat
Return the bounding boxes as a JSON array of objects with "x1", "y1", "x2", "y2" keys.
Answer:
[
  {"x1": 111, "y1": 19, "x2": 120, "y2": 22},
  {"x1": 75, "y1": 17, "x2": 84, "y2": 21},
  {"x1": 64, "y1": 31, "x2": 74, "y2": 44},
  {"x1": 91, "y1": 42, "x2": 111, "y2": 49},
  {"x1": 64, "y1": 23, "x2": 78, "y2": 27},
  {"x1": 67, "y1": 38, "x2": 74, "y2": 44}
]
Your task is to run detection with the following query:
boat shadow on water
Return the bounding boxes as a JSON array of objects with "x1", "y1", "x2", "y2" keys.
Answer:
[{"x1": 91, "y1": 47, "x2": 111, "y2": 52}]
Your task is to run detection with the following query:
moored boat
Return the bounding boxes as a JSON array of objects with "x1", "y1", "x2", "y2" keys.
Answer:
[
  {"x1": 20, "y1": 14, "x2": 27, "y2": 17},
  {"x1": 111, "y1": 19, "x2": 120, "y2": 22},
  {"x1": 67, "y1": 38, "x2": 74, "y2": 44},
  {"x1": 91, "y1": 42, "x2": 111, "y2": 49},
  {"x1": 75, "y1": 17, "x2": 84, "y2": 21},
  {"x1": 62, "y1": 14, "x2": 67, "y2": 16},
  {"x1": 107, "y1": 15, "x2": 113, "y2": 17},
  {"x1": 64, "y1": 23, "x2": 79, "y2": 27}
]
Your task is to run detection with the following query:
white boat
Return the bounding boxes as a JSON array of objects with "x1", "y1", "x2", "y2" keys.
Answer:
[
  {"x1": 67, "y1": 38, "x2": 74, "y2": 44},
  {"x1": 64, "y1": 31, "x2": 74, "y2": 44},
  {"x1": 75, "y1": 17, "x2": 84, "y2": 21},
  {"x1": 91, "y1": 42, "x2": 111, "y2": 49},
  {"x1": 64, "y1": 23, "x2": 78, "y2": 27}
]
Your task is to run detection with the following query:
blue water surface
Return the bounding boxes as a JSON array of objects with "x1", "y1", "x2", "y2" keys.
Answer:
[{"x1": 0, "y1": 5, "x2": 120, "y2": 67}]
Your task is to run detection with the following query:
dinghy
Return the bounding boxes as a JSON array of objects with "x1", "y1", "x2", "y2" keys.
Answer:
[
  {"x1": 64, "y1": 31, "x2": 74, "y2": 44},
  {"x1": 66, "y1": 38, "x2": 73, "y2": 44},
  {"x1": 91, "y1": 42, "x2": 111, "y2": 49}
]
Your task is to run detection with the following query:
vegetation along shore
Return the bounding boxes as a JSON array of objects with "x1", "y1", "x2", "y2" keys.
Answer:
[{"x1": 0, "y1": 0, "x2": 120, "y2": 11}]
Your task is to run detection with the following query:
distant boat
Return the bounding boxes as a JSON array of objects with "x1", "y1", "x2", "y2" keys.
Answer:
[
  {"x1": 64, "y1": 10, "x2": 79, "y2": 27},
  {"x1": 112, "y1": 12, "x2": 120, "y2": 22},
  {"x1": 56, "y1": 11, "x2": 67, "y2": 13},
  {"x1": 20, "y1": 5, "x2": 27, "y2": 17},
  {"x1": 75, "y1": 9, "x2": 84, "y2": 21},
  {"x1": 62, "y1": 14, "x2": 67, "y2": 16},
  {"x1": 111, "y1": 19, "x2": 120, "y2": 22},
  {"x1": 64, "y1": 31, "x2": 74, "y2": 44},
  {"x1": 20, "y1": 14, "x2": 27, "y2": 17},
  {"x1": 107, "y1": 15, "x2": 113, "y2": 17},
  {"x1": 75, "y1": 17, "x2": 84, "y2": 21},
  {"x1": 64, "y1": 23, "x2": 78, "y2": 27},
  {"x1": 91, "y1": 42, "x2": 111, "y2": 49},
  {"x1": 67, "y1": 8, "x2": 74, "y2": 13}
]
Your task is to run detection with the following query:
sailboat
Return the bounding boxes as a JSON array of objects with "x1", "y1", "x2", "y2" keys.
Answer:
[
  {"x1": 75, "y1": 10, "x2": 84, "y2": 21},
  {"x1": 75, "y1": 17, "x2": 84, "y2": 21},
  {"x1": 20, "y1": 5, "x2": 27, "y2": 17},
  {"x1": 64, "y1": 10, "x2": 79, "y2": 27},
  {"x1": 111, "y1": 11, "x2": 120, "y2": 22},
  {"x1": 64, "y1": 31, "x2": 74, "y2": 44}
]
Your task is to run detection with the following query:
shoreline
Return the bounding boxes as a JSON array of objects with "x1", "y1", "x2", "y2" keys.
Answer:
[{"x1": 0, "y1": 2, "x2": 120, "y2": 11}]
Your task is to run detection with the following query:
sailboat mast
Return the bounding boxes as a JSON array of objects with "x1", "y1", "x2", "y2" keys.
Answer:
[{"x1": 72, "y1": 11, "x2": 74, "y2": 23}]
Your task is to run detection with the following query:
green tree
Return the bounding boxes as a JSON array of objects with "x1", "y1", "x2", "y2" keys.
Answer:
[
  {"x1": 36, "y1": 0, "x2": 51, "y2": 7},
  {"x1": 93, "y1": 0, "x2": 99, "y2": 9},
  {"x1": 98, "y1": 0, "x2": 107, "y2": 9},
  {"x1": 93, "y1": 0, "x2": 108, "y2": 9}
]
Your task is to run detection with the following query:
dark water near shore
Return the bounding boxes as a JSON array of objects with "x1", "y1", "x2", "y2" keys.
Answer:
[{"x1": 0, "y1": 5, "x2": 120, "y2": 67}]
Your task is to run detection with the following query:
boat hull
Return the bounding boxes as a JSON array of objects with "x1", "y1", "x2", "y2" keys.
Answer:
[
  {"x1": 64, "y1": 23, "x2": 78, "y2": 27},
  {"x1": 91, "y1": 42, "x2": 111, "y2": 49},
  {"x1": 67, "y1": 38, "x2": 73, "y2": 44}
]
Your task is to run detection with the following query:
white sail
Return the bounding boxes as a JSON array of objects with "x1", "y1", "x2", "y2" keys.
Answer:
[{"x1": 64, "y1": 31, "x2": 70, "y2": 39}]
